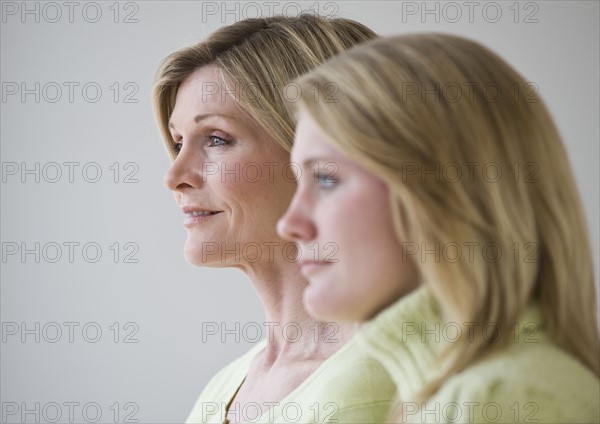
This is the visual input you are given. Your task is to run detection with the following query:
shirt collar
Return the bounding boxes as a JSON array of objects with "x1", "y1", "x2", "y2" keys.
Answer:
[{"x1": 355, "y1": 285, "x2": 543, "y2": 400}]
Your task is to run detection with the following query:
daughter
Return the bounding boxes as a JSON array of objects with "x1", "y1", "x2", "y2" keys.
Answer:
[{"x1": 278, "y1": 33, "x2": 600, "y2": 423}]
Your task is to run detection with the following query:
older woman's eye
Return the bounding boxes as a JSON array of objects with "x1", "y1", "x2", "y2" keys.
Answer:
[
  {"x1": 208, "y1": 135, "x2": 230, "y2": 147},
  {"x1": 172, "y1": 142, "x2": 182, "y2": 155}
]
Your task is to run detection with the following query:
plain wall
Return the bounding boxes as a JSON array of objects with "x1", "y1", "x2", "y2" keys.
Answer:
[{"x1": 1, "y1": 1, "x2": 598, "y2": 422}]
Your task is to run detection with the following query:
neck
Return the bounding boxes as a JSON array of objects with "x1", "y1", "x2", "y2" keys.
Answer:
[{"x1": 239, "y1": 258, "x2": 357, "y2": 366}]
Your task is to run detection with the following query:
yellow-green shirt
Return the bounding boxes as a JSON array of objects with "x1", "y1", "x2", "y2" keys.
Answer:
[
  {"x1": 357, "y1": 286, "x2": 600, "y2": 423},
  {"x1": 186, "y1": 337, "x2": 396, "y2": 423}
]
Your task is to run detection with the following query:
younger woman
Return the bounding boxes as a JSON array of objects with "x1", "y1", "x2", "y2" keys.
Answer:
[{"x1": 278, "y1": 33, "x2": 600, "y2": 423}]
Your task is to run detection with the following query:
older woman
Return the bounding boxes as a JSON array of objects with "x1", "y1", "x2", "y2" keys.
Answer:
[
  {"x1": 153, "y1": 15, "x2": 395, "y2": 424},
  {"x1": 278, "y1": 33, "x2": 600, "y2": 423}
]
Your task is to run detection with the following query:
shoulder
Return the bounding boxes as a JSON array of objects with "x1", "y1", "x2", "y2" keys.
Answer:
[
  {"x1": 186, "y1": 340, "x2": 266, "y2": 423},
  {"x1": 321, "y1": 337, "x2": 396, "y2": 388},
  {"x1": 200, "y1": 340, "x2": 267, "y2": 400},
  {"x1": 295, "y1": 338, "x2": 397, "y2": 423},
  {"x1": 425, "y1": 341, "x2": 600, "y2": 423}
]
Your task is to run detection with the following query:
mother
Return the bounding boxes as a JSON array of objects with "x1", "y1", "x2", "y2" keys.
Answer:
[{"x1": 153, "y1": 14, "x2": 395, "y2": 424}]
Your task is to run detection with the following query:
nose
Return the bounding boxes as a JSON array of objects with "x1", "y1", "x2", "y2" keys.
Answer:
[
  {"x1": 277, "y1": 188, "x2": 316, "y2": 243},
  {"x1": 163, "y1": 146, "x2": 204, "y2": 192}
]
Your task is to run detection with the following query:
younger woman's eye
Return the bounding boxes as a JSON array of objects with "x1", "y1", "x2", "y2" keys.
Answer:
[{"x1": 316, "y1": 173, "x2": 339, "y2": 189}]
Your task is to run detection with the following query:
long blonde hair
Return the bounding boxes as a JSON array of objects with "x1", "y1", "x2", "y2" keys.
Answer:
[
  {"x1": 153, "y1": 14, "x2": 377, "y2": 158},
  {"x1": 295, "y1": 33, "x2": 599, "y2": 398}
]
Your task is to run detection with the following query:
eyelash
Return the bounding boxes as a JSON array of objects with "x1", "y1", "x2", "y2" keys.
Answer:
[
  {"x1": 316, "y1": 172, "x2": 339, "y2": 189},
  {"x1": 208, "y1": 135, "x2": 229, "y2": 147},
  {"x1": 171, "y1": 134, "x2": 231, "y2": 155},
  {"x1": 172, "y1": 142, "x2": 182, "y2": 155}
]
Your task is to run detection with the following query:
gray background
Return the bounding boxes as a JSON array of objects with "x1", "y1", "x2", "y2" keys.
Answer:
[{"x1": 1, "y1": 1, "x2": 598, "y2": 423}]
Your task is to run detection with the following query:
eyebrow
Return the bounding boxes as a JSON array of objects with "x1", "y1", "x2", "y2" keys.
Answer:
[
  {"x1": 300, "y1": 157, "x2": 339, "y2": 169},
  {"x1": 168, "y1": 113, "x2": 232, "y2": 131}
]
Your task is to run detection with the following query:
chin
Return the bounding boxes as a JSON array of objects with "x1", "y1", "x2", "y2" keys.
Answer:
[
  {"x1": 184, "y1": 241, "x2": 217, "y2": 267},
  {"x1": 183, "y1": 251, "x2": 206, "y2": 267},
  {"x1": 303, "y1": 287, "x2": 365, "y2": 323},
  {"x1": 302, "y1": 286, "x2": 328, "y2": 320}
]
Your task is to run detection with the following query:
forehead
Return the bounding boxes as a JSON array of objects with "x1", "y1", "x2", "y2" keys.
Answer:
[
  {"x1": 292, "y1": 110, "x2": 389, "y2": 188},
  {"x1": 292, "y1": 110, "x2": 345, "y2": 162},
  {"x1": 169, "y1": 65, "x2": 239, "y2": 127}
]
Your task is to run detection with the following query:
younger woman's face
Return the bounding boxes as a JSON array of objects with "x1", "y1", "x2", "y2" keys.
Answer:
[{"x1": 277, "y1": 111, "x2": 419, "y2": 321}]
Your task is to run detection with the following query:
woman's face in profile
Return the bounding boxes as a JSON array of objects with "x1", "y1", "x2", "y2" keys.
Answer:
[
  {"x1": 164, "y1": 66, "x2": 295, "y2": 268},
  {"x1": 277, "y1": 111, "x2": 419, "y2": 322}
]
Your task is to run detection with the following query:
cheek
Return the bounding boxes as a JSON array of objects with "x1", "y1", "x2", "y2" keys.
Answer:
[
  {"x1": 204, "y1": 169, "x2": 263, "y2": 216},
  {"x1": 317, "y1": 192, "x2": 372, "y2": 254},
  {"x1": 215, "y1": 161, "x2": 291, "y2": 199},
  {"x1": 206, "y1": 163, "x2": 297, "y2": 241}
]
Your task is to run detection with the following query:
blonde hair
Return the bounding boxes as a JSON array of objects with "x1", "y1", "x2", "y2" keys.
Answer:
[
  {"x1": 295, "y1": 33, "x2": 599, "y2": 399},
  {"x1": 153, "y1": 14, "x2": 377, "y2": 159}
]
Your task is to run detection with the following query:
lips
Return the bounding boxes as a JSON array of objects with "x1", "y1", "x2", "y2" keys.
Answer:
[
  {"x1": 181, "y1": 206, "x2": 223, "y2": 227},
  {"x1": 299, "y1": 260, "x2": 333, "y2": 278},
  {"x1": 185, "y1": 210, "x2": 220, "y2": 217}
]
